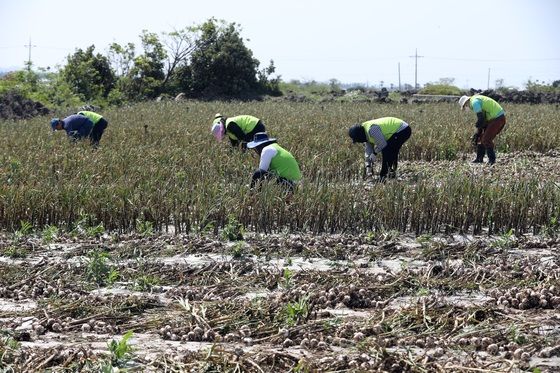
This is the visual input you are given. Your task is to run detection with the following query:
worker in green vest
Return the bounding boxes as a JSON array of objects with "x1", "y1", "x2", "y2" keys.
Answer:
[
  {"x1": 77, "y1": 106, "x2": 109, "y2": 147},
  {"x1": 211, "y1": 113, "x2": 266, "y2": 149},
  {"x1": 348, "y1": 117, "x2": 411, "y2": 181},
  {"x1": 459, "y1": 95, "x2": 506, "y2": 164},
  {"x1": 246, "y1": 132, "x2": 302, "y2": 192}
]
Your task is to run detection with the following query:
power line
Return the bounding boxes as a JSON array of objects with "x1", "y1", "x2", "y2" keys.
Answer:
[
  {"x1": 0, "y1": 45, "x2": 73, "y2": 50},
  {"x1": 424, "y1": 56, "x2": 560, "y2": 62}
]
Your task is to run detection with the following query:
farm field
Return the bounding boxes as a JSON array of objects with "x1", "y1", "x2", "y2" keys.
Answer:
[{"x1": 1, "y1": 101, "x2": 560, "y2": 371}]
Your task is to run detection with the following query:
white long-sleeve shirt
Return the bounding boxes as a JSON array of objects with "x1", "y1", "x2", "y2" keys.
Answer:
[{"x1": 258, "y1": 144, "x2": 278, "y2": 171}]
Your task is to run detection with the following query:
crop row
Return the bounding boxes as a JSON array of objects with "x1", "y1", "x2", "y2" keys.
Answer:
[{"x1": 1, "y1": 101, "x2": 559, "y2": 234}]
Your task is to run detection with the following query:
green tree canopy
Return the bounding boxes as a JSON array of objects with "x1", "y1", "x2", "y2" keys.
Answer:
[
  {"x1": 122, "y1": 30, "x2": 168, "y2": 100},
  {"x1": 60, "y1": 45, "x2": 115, "y2": 101},
  {"x1": 190, "y1": 19, "x2": 260, "y2": 98}
]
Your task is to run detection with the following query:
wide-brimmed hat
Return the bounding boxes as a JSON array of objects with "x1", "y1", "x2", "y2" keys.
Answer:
[
  {"x1": 458, "y1": 95, "x2": 470, "y2": 110},
  {"x1": 247, "y1": 132, "x2": 276, "y2": 149}
]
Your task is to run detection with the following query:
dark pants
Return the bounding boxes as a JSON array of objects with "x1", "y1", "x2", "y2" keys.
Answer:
[
  {"x1": 478, "y1": 115, "x2": 506, "y2": 148},
  {"x1": 89, "y1": 118, "x2": 108, "y2": 146},
  {"x1": 230, "y1": 121, "x2": 266, "y2": 149},
  {"x1": 245, "y1": 121, "x2": 266, "y2": 143},
  {"x1": 380, "y1": 126, "x2": 412, "y2": 179},
  {"x1": 251, "y1": 169, "x2": 295, "y2": 192}
]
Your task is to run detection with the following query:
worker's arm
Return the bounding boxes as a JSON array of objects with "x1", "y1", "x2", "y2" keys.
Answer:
[
  {"x1": 367, "y1": 124, "x2": 387, "y2": 153},
  {"x1": 475, "y1": 112, "x2": 486, "y2": 129},
  {"x1": 227, "y1": 122, "x2": 247, "y2": 142},
  {"x1": 258, "y1": 146, "x2": 277, "y2": 171},
  {"x1": 471, "y1": 98, "x2": 486, "y2": 128},
  {"x1": 65, "y1": 116, "x2": 93, "y2": 139}
]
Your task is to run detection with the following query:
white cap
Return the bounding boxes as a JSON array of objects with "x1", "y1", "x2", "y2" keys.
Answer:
[{"x1": 458, "y1": 95, "x2": 470, "y2": 110}]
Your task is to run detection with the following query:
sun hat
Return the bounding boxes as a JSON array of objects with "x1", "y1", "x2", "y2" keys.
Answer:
[
  {"x1": 50, "y1": 118, "x2": 60, "y2": 130},
  {"x1": 247, "y1": 132, "x2": 277, "y2": 149},
  {"x1": 211, "y1": 121, "x2": 225, "y2": 141},
  {"x1": 458, "y1": 95, "x2": 470, "y2": 110}
]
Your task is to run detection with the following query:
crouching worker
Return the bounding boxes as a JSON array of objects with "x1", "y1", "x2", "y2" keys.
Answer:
[
  {"x1": 50, "y1": 114, "x2": 94, "y2": 143},
  {"x1": 348, "y1": 117, "x2": 411, "y2": 181},
  {"x1": 211, "y1": 114, "x2": 266, "y2": 150},
  {"x1": 77, "y1": 108, "x2": 108, "y2": 147},
  {"x1": 247, "y1": 132, "x2": 302, "y2": 192}
]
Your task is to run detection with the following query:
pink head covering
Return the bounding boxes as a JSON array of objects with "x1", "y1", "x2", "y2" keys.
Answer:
[{"x1": 211, "y1": 121, "x2": 225, "y2": 141}]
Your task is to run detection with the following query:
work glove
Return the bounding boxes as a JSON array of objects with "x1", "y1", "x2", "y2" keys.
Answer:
[
  {"x1": 363, "y1": 163, "x2": 373, "y2": 180},
  {"x1": 364, "y1": 154, "x2": 375, "y2": 178},
  {"x1": 471, "y1": 133, "x2": 480, "y2": 147}
]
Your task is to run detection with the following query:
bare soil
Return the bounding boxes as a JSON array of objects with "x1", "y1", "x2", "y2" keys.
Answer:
[{"x1": 1, "y1": 229, "x2": 559, "y2": 372}]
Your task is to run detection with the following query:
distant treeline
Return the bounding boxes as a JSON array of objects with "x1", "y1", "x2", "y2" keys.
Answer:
[
  {"x1": 0, "y1": 18, "x2": 281, "y2": 111},
  {"x1": 0, "y1": 16, "x2": 559, "y2": 116}
]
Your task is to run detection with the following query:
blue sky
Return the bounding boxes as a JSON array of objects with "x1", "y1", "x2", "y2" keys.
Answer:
[{"x1": 1, "y1": 0, "x2": 559, "y2": 89}]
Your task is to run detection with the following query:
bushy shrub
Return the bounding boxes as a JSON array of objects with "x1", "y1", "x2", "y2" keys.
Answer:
[{"x1": 419, "y1": 84, "x2": 462, "y2": 95}]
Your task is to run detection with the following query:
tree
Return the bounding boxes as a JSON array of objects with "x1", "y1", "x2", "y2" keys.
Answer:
[
  {"x1": 328, "y1": 79, "x2": 341, "y2": 92},
  {"x1": 189, "y1": 19, "x2": 260, "y2": 98},
  {"x1": 160, "y1": 26, "x2": 203, "y2": 93},
  {"x1": 60, "y1": 45, "x2": 115, "y2": 101},
  {"x1": 257, "y1": 60, "x2": 281, "y2": 96},
  {"x1": 108, "y1": 42, "x2": 136, "y2": 77},
  {"x1": 121, "y1": 30, "x2": 167, "y2": 100},
  {"x1": 495, "y1": 78, "x2": 504, "y2": 89}
]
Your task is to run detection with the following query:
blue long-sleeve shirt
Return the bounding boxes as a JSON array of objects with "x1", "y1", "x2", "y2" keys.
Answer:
[{"x1": 62, "y1": 114, "x2": 93, "y2": 140}]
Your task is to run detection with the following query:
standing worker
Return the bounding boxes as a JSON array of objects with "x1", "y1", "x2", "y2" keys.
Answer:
[
  {"x1": 458, "y1": 94, "x2": 506, "y2": 164},
  {"x1": 348, "y1": 117, "x2": 412, "y2": 182},
  {"x1": 246, "y1": 132, "x2": 302, "y2": 192},
  {"x1": 211, "y1": 114, "x2": 266, "y2": 149},
  {"x1": 77, "y1": 106, "x2": 109, "y2": 147}
]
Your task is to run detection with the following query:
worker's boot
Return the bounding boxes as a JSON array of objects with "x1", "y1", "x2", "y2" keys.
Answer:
[
  {"x1": 472, "y1": 145, "x2": 485, "y2": 163},
  {"x1": 486, "y1": 147, "x2": 496, "y2": 165},
  {"x1": 388, "y1": 161, "x2": 397, "y2": 179}
]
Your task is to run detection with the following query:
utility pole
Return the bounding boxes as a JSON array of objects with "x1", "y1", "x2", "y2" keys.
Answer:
[
  {"x1": 409, "y1": 48, "x2": 424, "y2": 90},
  {"x1": 398, "y1": 62, "x2": 401, "y2": 91},
  {"x1": 487, "y1": 68, "x2": 491, "y2": 90},
  {"x1": 24, "y1": 37, "x2": 37, "y2": 72}
]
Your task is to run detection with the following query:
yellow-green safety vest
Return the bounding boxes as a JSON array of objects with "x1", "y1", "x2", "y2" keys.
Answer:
[
  {"x1": 362, "y1": 117, "x2": 404, "y2": 142},
  {"x1": 78, "y1": 111, "x2": 103, "y2": 125},
  {"x1": 268, "y1": 144, "x2": 302, "y2": 181},
  {"x1": 226, "y1": 115, "x2": 260, "y2": 140},
  {"x1": 470, "y1": 95, "x2": 504, "y2": 121}
]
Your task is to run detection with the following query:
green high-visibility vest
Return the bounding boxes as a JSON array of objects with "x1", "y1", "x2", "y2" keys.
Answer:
[
  {"x1": 362, "y1": 117, "x2": 404, "y2": 142},
  {"x1": 268, "y1": 144, "x2": 302, "y2": 181},
  {"x1": 226, "y1": 115, "x2": 260, "y2": 140},
  {"x1": 78, "y1": 111, "x2": 103, "y2": 125},
  {"x1": 470, "y1": 95, "x2": 504, "y2": 121}
]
